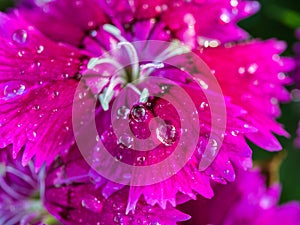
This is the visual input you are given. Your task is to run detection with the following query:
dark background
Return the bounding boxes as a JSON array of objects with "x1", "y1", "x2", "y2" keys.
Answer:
[{"x1": 0, "y1": 0, "x2": 300, "y2": 204}]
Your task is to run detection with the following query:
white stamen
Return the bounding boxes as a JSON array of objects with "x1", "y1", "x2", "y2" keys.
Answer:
[
  {"x1": 99, "y1": 76, "x2": 125, "y2": 111},
  {"x1": 87, "y1": 57, "x2": 125, "y2": 73},
  {"x1": 118, "y1": 42, "x2": 139, "y2": 81},
  {"x1": 140, "y1": 88, "x2": 149, "y2": 103},
  {"x1": 103, "y1": 24, "x2": 140, "y2": 81},
  {"x1": 154, "y1": 40, "x2": 190, "y2": 62},
  {"x1": 6, "y1": 166, "x2": 36, "y2": 187}
]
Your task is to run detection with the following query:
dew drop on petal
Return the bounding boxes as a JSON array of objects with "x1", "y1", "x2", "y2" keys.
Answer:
[
  {"x1": 117, "y1": 106, "x2": 130, "y2": 120},
  {"x1": 81, "y1": 196, "x2": 103, "y2": 213},
  {"x1": 131, "y1": 105, "x2": 146, "y2": 122},
  {"x1": 136, "y1": 156, "x2": 146, "y2": 165},
  {"x1": 1, "y1": 82, "x2": 27, "y2": 100},
  {"x1": 90, "y1": 30, "x2": 98, "y2": 37},
  {"x1": 37, "y1": 45, "x2": 44, "y2": 54},
  {"x1": 156, "y1": 124, "x2": 177, "y2": 146},
  {"x1": 12, "y1": 29, "x2": 28, "y2": 45},
  {"x1": 51, "y1": 91, "x2": 60, "y2": 98},
  {"x1": 238, "y1": 67, "x2": 246, "y2": 75},
  {"x1": 247, "y1": 63, "x2": 258, "y2": 74},
  {"x1": 198, "y1": 138, "x2": 219, "y2": 171},
  {"x1": 231, "y1": 130, "x2": 239, "y2": 136},
  {"x1": 219, "y1": 12, "x2": 231, "y2": 24},
  {"x1": 26, "y1": 129, "x2": 37, "y2": 142},
  {"x1": 117, "y1": 134, "x2": 133, "y2": 148},
  {"x1": 199, "y1": 101, "x2": 209, "y2": 111}
]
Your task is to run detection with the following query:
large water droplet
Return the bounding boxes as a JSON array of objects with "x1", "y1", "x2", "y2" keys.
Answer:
[
  {"x1": 117, "y1": 106, "x2": 130, "y2": 120},
  {"x1": 81, "y1": 196, "x2": 103, "y2": 213},
  {"x1": 131, "y1": 105, "x2": 146, "y2": 122},
  {"x1": 117, "y1": 134, "x2": 133, "y2": 148},
  {"x1": 198, "y1": 138, "x2": 219, "y2": 171},
  {"x1": 156, "y1": 124, "x2": 177, "y2": 146},
  {"x1": 12, "y1": 29, "x2": 28, "y2": 45}
]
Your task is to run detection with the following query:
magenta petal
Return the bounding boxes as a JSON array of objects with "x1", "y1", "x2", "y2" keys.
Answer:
[
  {"x1": 17, "y1": 0, "x2": 108, "y2": 45},
  {"x1": 179, "y1": 169, "x2": 300, "y2": 225},
  {"x1": 0, "y1": 14, "x2": 90, "y2": 167},
  {"x1": 198, "y1": 39, "x2": 293, "y2": 150},
  {"x1": 45, "y1": 147, "x2": 190, "y2": 225}
]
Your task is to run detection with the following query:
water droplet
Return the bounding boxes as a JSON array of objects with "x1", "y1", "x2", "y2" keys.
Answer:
[
  {"x1": 12, "y1": 29, "x2": 28, "y2": 45},
  {"x1": 17, "y1": 50, "x2": 25, "y2": 57},
  {"x1": 61, "y1": 73, "x2": 69, "y2": 79},
  {"x1": 26, "y1": 129, "x2": 37, "y2": 142},
  {"x1": 160, "y1": 84, "x2": 170, "y2": 94},
  {"x1": 238, "y1": 67, "x2": 246, "y2": 75},
  {"x1": 117, "y1": 134, "x2": 133, "y2": 148},
  {"x1": 1, "y1": 82, "x2": 27, "y2": 100},
  {"x1": 117, "y1": 106, "x2": 130, "y2": 120},
  {"x1": 156, "y1": 124, "x2": 177, "y2": 146},
  {"x1": 230, "y1": 0, "x2": 238, "y2": 7},
  {"x1": 199, "y1": 137, "x2": 220, "y2": 171},
  {"x1": 199, "y1": 101, "x2": 209, "y2": 111},
  {"x1": 136, "y1": 156, "x2": 146, "y2": 165},
  {"x1": 32, "y1": 105, "x2": 40, "y2": 111},
  {"x1": 90, "y1": 30, "x2": 98, "y2": 37},
  {"x1": 81, "y1": 196, "x2": 103, "y2": 213},
  {"x1": 247, "y1": 63, "x2": 258, "y2": 74},
  {"x1": 131, "y1": 105, "x2": 146, "y2": 122},
  {"x1": 231, "y1": 130, "x2": 239, "y2": 136},
  {"x1": 37, "y1": 45, "x2": 44, "y2": 54},
  {"x1": 219, "y1": 12, "x2": 231, "y2": 24},
  {"x1": 52, "y1": 91, "x2": 60, "y2": 98},
  {"x1": 115, "y1": 153, "x2": 123, "y2": 161}
]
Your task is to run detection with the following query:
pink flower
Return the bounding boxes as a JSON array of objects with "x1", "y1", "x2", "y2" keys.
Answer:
[
  {"x1": 0, "y1": 147, "x2": 58, "y2": 224},
  {"x1": 0, "y1": 0, "x2": 293, "y2": 216},
  {"x1": 178, "y1": 168, "x2": 300, "y2": 225},
  {"x1": 44, "y1": 146, "x2": 190, "y2": 225}
]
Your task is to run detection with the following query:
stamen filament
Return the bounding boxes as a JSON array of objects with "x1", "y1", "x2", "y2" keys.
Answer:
[
  {"x1": 154, "y1": 40, "x2": 190, "y2": 62},
  {"x1": 6, "y1": 166, "x2": 36, "y2": 187},
  {"x1": 103, "y1": 24, "x2": 140, "y2": 81},
  {"x1": 0, "y1": 176, "x2": 24, "y2": 199}
]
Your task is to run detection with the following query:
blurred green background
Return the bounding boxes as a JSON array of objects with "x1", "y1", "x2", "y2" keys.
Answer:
[{"x1": 0, "y1": 0, "x2": 300, "y2": 204}]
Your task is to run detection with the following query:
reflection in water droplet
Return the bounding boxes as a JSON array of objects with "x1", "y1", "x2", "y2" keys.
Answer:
[
  {"x1": 117, "y1": 106, "x2": 130, "y2": 120},
  {"x1": 118, "y1": 134, "x2": 133, "y2": 148},
  {"x1": 156, "y1": 124, "x2": 177, "y2": 146},
  {"x1": 81, "y1": 196, "x2": 103, "y2": 213},
  {"x1": 131, "y1": 105, "x2": 146, "y2": 122},
  {"x1": 12, "y1": 29, "x2": 28, "y2": 44}
]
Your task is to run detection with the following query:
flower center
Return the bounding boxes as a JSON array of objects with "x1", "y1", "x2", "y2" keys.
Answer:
[{"x1": 86, "y1": 24, "x2": 190, "y2": 111}]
